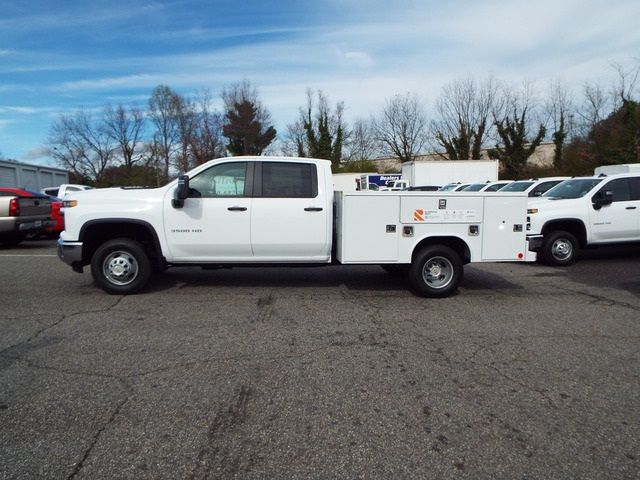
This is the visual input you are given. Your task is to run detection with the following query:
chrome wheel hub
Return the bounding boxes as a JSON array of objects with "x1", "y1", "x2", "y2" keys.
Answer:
[
  {"x1": 422, "y1": 256, "x2": 454, "y2": 289},
  {"x1": 552, "y1": 239, "x2": 572, "y2": 260},
  {"x1": 103, "y1": 251, "x2": 138, "y2": 286}
]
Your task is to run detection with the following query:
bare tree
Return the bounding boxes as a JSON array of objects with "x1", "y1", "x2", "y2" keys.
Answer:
[
  {"x1": 280, "y1": 119, "x2": 306, "y2": 157},
  {"x1": 373, "y1": 93, "x2": 428, "y2": 162},
  {"x1": 543, "y1": 80, "x2": 574, "y2": 168},
  {"x1": 344, "y1": 118, "x2": 378, "y2": 162},
  {"x1": 48, "y1": 110, "x2": 114, "y2": 182},
  {"x1": 577, "y1": 82, "x2": 610, "y2": 137},
  {"x1": 610, "y1": 61, "x2": 640, "y2": 107},
  {"x1": 190, "y1": 90, "x2": 225, "y2": 165},
  {"x1": 103, "y1": 104, "x2": 145, "y2": 170},
  {"x1": 432, "y1": 76, "x2": 498, "y2": 159},
  {"x1": 148, "y1": 85, "x2": 180, "y2": 180},
  {"x1": 48, "y1": 115, "x2": 89, "y2": 180}
]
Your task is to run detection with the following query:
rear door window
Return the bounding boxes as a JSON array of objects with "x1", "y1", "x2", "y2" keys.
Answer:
[{"x1": 259, "y1": 162, "x2": 317, "y2": 198}]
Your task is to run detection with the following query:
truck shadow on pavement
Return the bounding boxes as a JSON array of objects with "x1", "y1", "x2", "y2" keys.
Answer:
[{"x1": 144, "y1": 265, "x2": 524, "y2": 295}]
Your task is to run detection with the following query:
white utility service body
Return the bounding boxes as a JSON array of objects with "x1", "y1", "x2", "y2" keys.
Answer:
[
  {"x1": 57, "y1": 156, "x2": 533, "y2": 297},
  {"x1": 401, "y1": 160, "x2": 499, "y2": 187}
]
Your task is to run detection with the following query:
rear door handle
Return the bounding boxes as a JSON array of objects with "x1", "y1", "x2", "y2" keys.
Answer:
[
  {"x1": 626, "y1": 206, "x2": 637, "y2": 210},
  {"x1": 227, "y1": 206, "x2": 247, "y2": 211},
  {"x1": 304, "y1": 207, "x2": 323, "y2": 212}
]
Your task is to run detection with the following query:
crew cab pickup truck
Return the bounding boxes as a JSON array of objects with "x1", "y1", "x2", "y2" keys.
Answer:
[
  {"x1": 57, "y1": 156, "x2": 533, "y2": 297},
  {"x1": 527, "y1": 173, "x2": 640, "y2": 265},
  {"x1": 0, "y1": 188, "x2": 55, "y2": 247}
]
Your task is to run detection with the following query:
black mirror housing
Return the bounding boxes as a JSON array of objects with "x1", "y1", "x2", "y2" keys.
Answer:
[
  {"x1": 172, "y1": 175, "x2": 190, "y2": 208},
  {"x1": 592, "y1": 189, "x2": 613, "y2": 210}
]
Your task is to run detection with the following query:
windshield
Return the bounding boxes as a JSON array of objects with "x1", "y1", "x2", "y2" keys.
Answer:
[
  {"x1": 462, "y1": 184, "x2": 486, "y2": 191},
  {"x1": 485, "y1": 182, "x2": 508, "y2": 192},
  {"x1": 438, "y1": 184, "x2": 459, "y2": 191},
  {"x1": 543, "y1": 178, "x2": 603, "y2": 199},
  {"x1": 500, "y1": 181, "x2": 534, "y2": 192}
]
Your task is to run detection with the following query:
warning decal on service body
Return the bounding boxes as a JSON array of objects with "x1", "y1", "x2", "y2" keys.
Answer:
[{"x1": 412, "y1": 209, "x2": 477, "y2": 222}]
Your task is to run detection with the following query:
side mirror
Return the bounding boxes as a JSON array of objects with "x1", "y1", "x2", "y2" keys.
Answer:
[
  {"x1": 592, "y1": 190, "x2": 613, "y2": 210},
  {"x1": 172, "y1": 175, "x2": 190, "y2": 208}
]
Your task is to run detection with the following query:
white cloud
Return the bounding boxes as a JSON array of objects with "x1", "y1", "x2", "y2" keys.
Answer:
[
  {"x1": 21, "y1": 146, "x2": 50, "y2": 161},
  {"x1": 343, "y1": 51, "x2": 374, "y2": 68}
]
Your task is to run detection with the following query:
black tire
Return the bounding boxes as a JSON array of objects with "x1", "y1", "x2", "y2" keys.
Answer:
[
  {"x1": 0, "y1": 235, "x2": 25, "y2": 248},
  {"x1": 91, "y1": 238, "x2": 152, "y2": 294},
  {"x1": 541, "y1": 230, "x2": 578, "y2": 266},
  {"x1": 380, "y1": 264, "x2": 409, "y2": 276},
  {"x1": 408, "y1": 245, "x2": 463, "y2": 298}
]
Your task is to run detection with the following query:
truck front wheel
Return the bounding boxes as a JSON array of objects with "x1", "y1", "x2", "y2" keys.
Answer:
[
  {"x1": 541, "y1": 230, "x2": 578, "y2": 266},
  {"x1": 91, "y1": 238, "x2": 152, "y2": 294},
  {"x1": 408, "y1": 246, "x2": 463, "y2": 298}
]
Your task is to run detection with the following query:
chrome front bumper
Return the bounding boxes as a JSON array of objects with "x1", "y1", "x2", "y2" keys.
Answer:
[{"x1": 57, "y1": 238, "x2": 84, "y2": 271}]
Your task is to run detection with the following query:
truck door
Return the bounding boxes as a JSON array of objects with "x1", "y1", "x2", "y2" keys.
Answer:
[
  {"x1": 589, "y1": 178, "x2": 639, "y2": 242},
  {"x1": 163, "y1": 161, "x2": 253, "y2": 260},
  {"x1": 250, "y1": 161, "x2": 330, "y2": 260}
]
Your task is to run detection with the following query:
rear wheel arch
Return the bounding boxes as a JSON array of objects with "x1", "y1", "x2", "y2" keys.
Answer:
[{"x1": 411, "y1": 236, "x2": 471, "y2": 265}]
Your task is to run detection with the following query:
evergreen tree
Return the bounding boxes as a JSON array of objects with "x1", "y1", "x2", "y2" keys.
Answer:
[
  {"x1": 293, "y1": 90, "x2": 345, "y2": 170},
  {"x1": 221, "y1": 81, "x2": 276, "y2": 156}
]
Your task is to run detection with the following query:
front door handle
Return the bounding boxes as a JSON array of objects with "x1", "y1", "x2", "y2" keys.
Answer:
[
  {"x1": 625, "y1": 206, "x2": 637, "y2": 210},
  {"x1": 304, "y1": 207, "x2": 323, "y2": 212},
  {"x1": 227, "y1": 206, "x2": 247, "y2": 211}
]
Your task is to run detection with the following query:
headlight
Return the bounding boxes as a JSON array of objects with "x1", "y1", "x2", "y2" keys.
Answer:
[
  {"x1": 527, "y1": 208, "x2": 538, "y2": 214},
  {"x1": 63, "y1": 199, "x2": 78, "y2": 208}
]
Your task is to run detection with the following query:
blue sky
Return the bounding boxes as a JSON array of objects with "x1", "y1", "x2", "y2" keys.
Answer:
[{"x1": 1, "y1": 0, "x2": 639, "y2": 163}]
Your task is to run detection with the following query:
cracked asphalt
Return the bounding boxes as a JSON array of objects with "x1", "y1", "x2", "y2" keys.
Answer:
[{"x1": 1, "y1": 240, "x2": 639, "y2": 479}]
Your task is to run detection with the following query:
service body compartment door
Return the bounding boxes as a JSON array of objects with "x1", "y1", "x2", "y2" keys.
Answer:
[
  {"x1": 481, "y1": 195, "x2": 528, "y2": 261},
  {"x1": 337, "y1": 194, "x2": 399, "y2": 263}
]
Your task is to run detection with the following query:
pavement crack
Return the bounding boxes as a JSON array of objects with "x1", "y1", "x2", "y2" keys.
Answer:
[
  {"x1": 487, "y1": 364, "x2": 558, "y2": 410},
  {"x1": 554, "y1": 285, "x2": 640, "y2": 312},
  {"x1": 0, "y1": 296, "x2": 125, "y2": 357},
  {"x1": 67, "y1": 379, "x2": 132, "y2": 480}
]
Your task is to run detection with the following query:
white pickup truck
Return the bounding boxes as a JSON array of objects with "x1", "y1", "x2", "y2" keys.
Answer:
[
  {"x1": 527, "y1": 173, "x2": 640, "y2": 265},
  {"x1": 57, "y1": 156, "x2": 533, "y2": 297}
]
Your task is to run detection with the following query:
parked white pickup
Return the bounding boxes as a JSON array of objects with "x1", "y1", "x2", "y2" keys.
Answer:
[
  {"x1": 57, "y1": 156, "x2": 533, "y2": 297},
  {"x1": 527, "y1": 173, "x2": 640, "y2": 265}
]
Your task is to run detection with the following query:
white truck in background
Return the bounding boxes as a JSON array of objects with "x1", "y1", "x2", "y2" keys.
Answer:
[
  {"x1": 594, "y1": 163, "x2": 640, "y2": 176},
  {"x1": 41, "y1": 184, "x2": 94, "y2": 198},
  {"x1": 402, "y1": 160, "x2": 499, "y2": 188},
  {"x1": 57, "y1": 156, "x2": 534, "y2": 297},
  {"x1": 527, "y1": 173, "x2": 640, "y2": 265}
]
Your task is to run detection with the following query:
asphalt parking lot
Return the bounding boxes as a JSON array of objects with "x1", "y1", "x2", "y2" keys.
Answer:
[{"x1": 1, "y1": 240, "x2": 639, "y2": 479}]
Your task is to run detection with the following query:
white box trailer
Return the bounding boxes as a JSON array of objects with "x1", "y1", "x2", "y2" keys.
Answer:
[
  {"x1": 332, "y1": 172, "x2": 375, "y2": 192},
  {"x1": 401, "y1": 160, "x2": 499, "y2": 187},
  {"x1": 594, "y1": 163, "x2": 640, "y2": 176}
]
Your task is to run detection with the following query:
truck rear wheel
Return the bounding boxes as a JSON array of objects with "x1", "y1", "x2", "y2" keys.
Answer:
[
  {"x1": 541, "y1": 230, "x2": 577, "y2": 266},
  {"x1": 91, "y1": 238, "x2": 152, "y2": 294},
  {"x1": 408, "y1": 246, "x2": 463, "y2": 298}
]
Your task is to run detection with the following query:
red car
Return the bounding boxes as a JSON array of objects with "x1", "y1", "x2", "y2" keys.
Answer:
[{"x1": 45, "y1": 195, "x2": 64, "y2": 237}]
